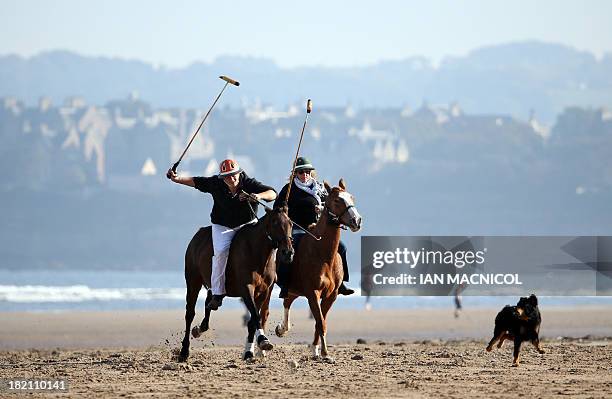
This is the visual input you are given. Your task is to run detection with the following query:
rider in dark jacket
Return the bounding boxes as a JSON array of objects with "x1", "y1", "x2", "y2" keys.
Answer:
[
  {"x1": 274, "y1": 157, "x2": 354, "y2": 298},
  {"x1": 168, "y1": 159, "x2": 277, "y2": 310}
]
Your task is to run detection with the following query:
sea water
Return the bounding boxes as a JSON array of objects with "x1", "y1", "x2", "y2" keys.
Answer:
[{"x1": 0, "y1": 268, "x2": 611, "y2": 312}]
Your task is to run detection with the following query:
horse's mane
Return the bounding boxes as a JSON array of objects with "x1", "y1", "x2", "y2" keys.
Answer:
[{"x1": 309, "y1": 186, "x2": 342, "y2": 236}]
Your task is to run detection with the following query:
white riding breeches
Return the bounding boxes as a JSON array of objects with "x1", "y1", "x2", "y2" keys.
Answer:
[{"x1": 211, "y1": 219, "x2": 257, "y2": 295}]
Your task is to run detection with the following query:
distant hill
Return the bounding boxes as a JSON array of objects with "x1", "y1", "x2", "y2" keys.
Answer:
[{"x1": 1, "y1": 41, "x2": 611, "y2": 122}]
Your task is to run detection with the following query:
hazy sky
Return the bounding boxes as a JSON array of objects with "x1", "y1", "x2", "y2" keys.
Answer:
[{"x1": 2, "y1": 0, "x2": 611, "y2": 68}]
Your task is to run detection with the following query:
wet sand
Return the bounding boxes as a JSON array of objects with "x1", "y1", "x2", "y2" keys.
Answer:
[{"x1": 0, "y1": 307, "x2": 611, "y2": 398}]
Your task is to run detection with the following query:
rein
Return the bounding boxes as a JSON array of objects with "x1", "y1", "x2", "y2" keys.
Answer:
[
  {"x1": 240, "y1": 190, "x2": 322, "y2": 241},
  {"x1": 251, "y1": 211, "x2": 291, "y2": 250}
]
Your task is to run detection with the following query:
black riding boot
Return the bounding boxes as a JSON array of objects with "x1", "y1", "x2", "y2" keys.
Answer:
[
  {"x1": 206, "y1": 294, "x2": 225, "y2": 310},
  {"x1": 337, "y1": 241, "x2": 354, "y2": 295},
  {"x1": 277, "y1": 232, "x2": 302, "y2": 298},
  {"x1": 277, "y1": 261, "x2": 290, "y2": 298}
]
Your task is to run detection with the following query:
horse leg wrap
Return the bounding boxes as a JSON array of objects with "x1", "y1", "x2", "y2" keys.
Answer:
[
  {"x1": 256, "y1": 329, "x2": 274, "y2": 351},
  {"x1": 311, "y1": 344, "x2": 321, "y2": 358},
  {"x1": 244, "y1": 340, "x2": 255, "y2": 355}
]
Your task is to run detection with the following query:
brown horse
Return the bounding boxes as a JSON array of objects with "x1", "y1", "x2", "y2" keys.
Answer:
[
  {"x1": 179, "y1": 206, "x2": 294, "y2": 361},
  {"x1": 274, "y1": 179, "x2": 362, "y2": 360}
]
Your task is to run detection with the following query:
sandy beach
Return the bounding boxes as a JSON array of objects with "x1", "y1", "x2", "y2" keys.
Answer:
[{"x1": 1, "y1": 306, "x2": 611, "y2": 398}]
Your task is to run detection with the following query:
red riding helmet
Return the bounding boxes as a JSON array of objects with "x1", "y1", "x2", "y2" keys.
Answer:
[{"x1": 218, "y1": 159, "x2": 242, "y2": 177}]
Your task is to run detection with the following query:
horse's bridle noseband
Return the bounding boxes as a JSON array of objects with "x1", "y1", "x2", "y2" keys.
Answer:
[
  {"x1": 266, "y1": 232, "x2": 293, "y2": 249},
  {"x1": 326, "y1": 204, "x2": 355, "y2": 229}
]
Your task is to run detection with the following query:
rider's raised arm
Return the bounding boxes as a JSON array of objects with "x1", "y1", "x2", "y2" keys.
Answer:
[{"x1": 166, "y1": 168, "x2": 195, "y2": 187}]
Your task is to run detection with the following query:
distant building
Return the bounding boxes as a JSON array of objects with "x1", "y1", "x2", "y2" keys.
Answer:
[
  {"x1": 141, "y1": 158, "x2": 157, "y2": 176},
  {"x1": 39, "y1": 97, "x2": 53, "y2": 112},
  {"x1": 2, "y1": 97, "x2": 23, "y2": 115},
  {"x1": 63, "y1": 97, "x2": 87, "y2": 109},
  {"x1": 79, "y1": 106, "x2": 113, "y2": 183}
]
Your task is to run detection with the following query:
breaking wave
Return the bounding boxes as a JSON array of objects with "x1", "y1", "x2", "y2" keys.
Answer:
[{"x1": 0, "y1": 285, "x2": 185, "y2": 303}]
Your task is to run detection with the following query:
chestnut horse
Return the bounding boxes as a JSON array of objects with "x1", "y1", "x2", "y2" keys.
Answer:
[
  {"x1": 179, "y1": 206, "x2": 294, "y2": 361},
  {"x1": 274, "y1": 179, "x2": 362, "y2": 359}
]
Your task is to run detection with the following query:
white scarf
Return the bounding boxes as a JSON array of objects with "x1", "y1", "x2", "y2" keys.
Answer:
[{"x1": 293, "y1": 177, "x2": 326, "y2": 205}]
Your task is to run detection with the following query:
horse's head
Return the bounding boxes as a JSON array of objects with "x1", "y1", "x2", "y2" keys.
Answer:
[
  {"x1": 264, "y1": 205, "x2": 294, "y2": 263},
  {"x1": 323, "y1": 178, "x2": 362, "y2": 232}
]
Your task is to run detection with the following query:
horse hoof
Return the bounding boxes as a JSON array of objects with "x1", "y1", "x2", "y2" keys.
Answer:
[
  {"x1": 191, "y1": 326, "x2": 201, "y2": 338},
  {"x1": 275, "y1": 324, "x2": 286, "y2": 337},
  {"x1": 177, "y1": 352, "x2": 189, "y2": 363},
  {"x1": 243, "y1": 351, "x2": 254, "y2": 361},
  {"x1": 258, "y1": 338, "x2": 274, "y2": 351},
  {"x1": 486, "y1": 346, "x2": 493, "y2": 352}
]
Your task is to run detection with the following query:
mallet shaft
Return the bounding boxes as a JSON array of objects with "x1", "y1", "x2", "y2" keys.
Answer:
[
  {"x1": 285, "y1": 99, "x2": 312, "y2": 202},
  {"x1": 169, "y1": 75, "x2": 240, "y2": 174},
  {"x1": 172, "y1": 81, "x2": 229, "y2": 172}
]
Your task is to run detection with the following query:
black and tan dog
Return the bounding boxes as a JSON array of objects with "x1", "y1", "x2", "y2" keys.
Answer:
[{"x1": 486, "y1": 294, "x2": 545, "y2": 366}]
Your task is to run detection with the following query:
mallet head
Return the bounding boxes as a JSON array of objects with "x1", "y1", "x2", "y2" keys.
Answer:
[
  {"x1": 306, "y1": 99, "x2": 312, "y2": 113},
  {"x1": 219, "y1": 75, "x2": 240, "y2": 86}
]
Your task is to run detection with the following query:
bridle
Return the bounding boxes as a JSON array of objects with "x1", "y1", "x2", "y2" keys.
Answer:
[
  {"x1": 263, "y1": 211, "x2": 293, "y2": 250},
  {"x1": 325, "y1": 193, "x2": 355, "y2": 229},
  {"x1": 326, "y1": 205, "x2": 355, "y2": 229},
  {"x1": 266, "y1": 233, "x2": 292, "y2": 249}
]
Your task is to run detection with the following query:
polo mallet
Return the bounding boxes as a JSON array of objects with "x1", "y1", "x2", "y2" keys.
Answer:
[
  {"x1": 281, "y1": 99, "x2": 321, "y2": 240},
  {"x1": 284, "y1": 99, "x2": 312, "y2": 202},
  {"x1": 168, "y1": 75, "x2": 239, "y2": 176}
]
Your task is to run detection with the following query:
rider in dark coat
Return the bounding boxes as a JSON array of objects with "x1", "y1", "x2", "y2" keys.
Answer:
[
  {"x1": 167, "y1": 159, "x2": 277, "y2": 310},
  {"x1": 274, "y1": 157, "x2": 354, "y2": 298}
]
